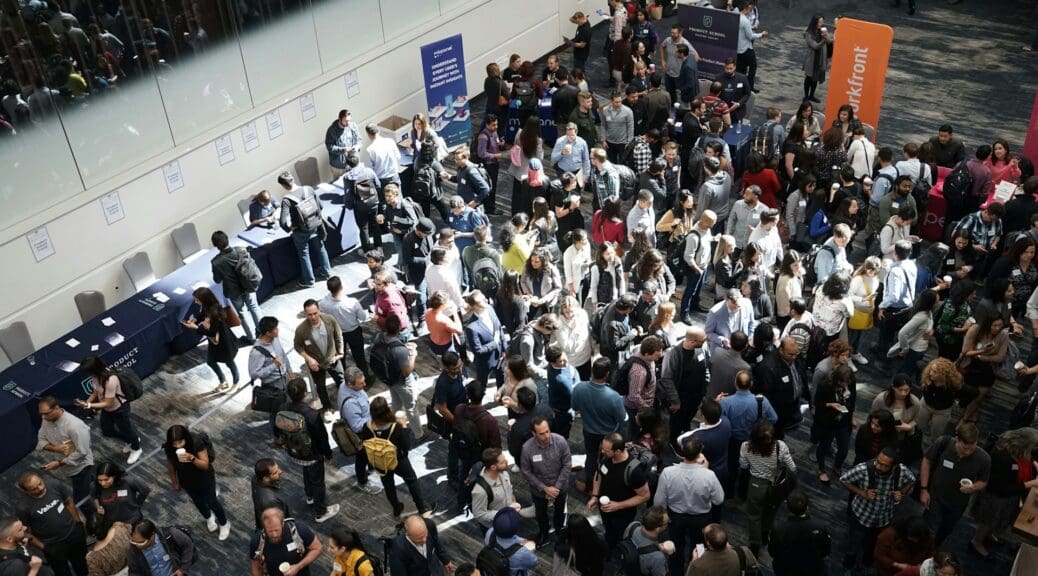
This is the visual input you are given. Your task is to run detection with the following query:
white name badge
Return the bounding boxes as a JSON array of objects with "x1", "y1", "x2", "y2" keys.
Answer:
[
  {"x1": 117, "y1": 490, "x2": 128, "y2": 497},
  {"x1": 601, "y1": 464, "x2": 609, "y2": 475},
  {"x1": 1012, "y1": 463, "x2": 1020, "y2": 471},
  {"x1": 942, "y1": 459, "x2": 955, "y2": 469},
  {"x1": 697, "y1": 352, "x2": 705, "y2": 362},
  {"x1": 286, "y1": 542, "x2": 298, "y2": 552},
  {"x1": 57, "y1": 503, "x2": 64, "y2": 514},
  {"x1": 737, "y1": 83, "x2": 744, "y2": 88},
  {"x1": 532, "y1": 454, "x2": 543, "y2": 462},
  {"x1": 672, "y1": 166, "x2": 679, "y2": 173},
  {"x1": 798, "y1": 200, "x2": 807, "y2": 208},
  {"x1": 756, "y1": 356, "x2": 763, "y2": 363},
  {"x1": 946, "y1": 259, "x2": 955, "y2": 265},
  {"x1": 460, "y1": 178, "x2": 467, "y2": 185},
  {"x1": 163, "y1": 555, "x2": 170, "y2": 561},
  {"x1": 304, "y1": 339, "x2": 312, "y2": 346},
  {"x1": 1013, "y1": 269, "x2": 1022, "y2": 277},
  {"x1": 892, "y1": 202, "x2": 900, "y2": 210},
  {"x1": 781, "y1": 375, "x2": 790, "y2": 383}
]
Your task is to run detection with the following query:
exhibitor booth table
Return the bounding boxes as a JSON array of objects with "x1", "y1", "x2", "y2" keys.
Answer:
[{"x1": 0, "y1": 184, "x2": 359, "y2": 473}]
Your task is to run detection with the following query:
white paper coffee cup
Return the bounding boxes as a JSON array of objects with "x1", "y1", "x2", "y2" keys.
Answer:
[
  {"x1": 175, "y1": 448, "x2": 186, "y2": 456},
  {"x1": 661, "y1": 540, "x2": 676, "y2": 555},
  {"x1": 960, "y1": 478, "x2": 973, "y2": 488},
  {"x1": 279, "y1": 562, "x2": 291, "y2": 574},
  {"x1": 599, "y1": 496, "x2": 610, "y2": 505}
]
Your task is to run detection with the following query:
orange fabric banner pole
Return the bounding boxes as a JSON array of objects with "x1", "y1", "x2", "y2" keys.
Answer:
[{"x1": 823, "y1": 18, "x2": 894, "y2": 140}]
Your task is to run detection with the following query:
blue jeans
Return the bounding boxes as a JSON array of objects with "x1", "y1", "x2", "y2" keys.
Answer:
[
  {"x1": 681, "y1": 267, "x2": 705, "y2": 316},
  {"x1": 206, "y1": 354, "x2": 240, "y2": 385},
  {"x1": 291, "y1": 228, "x2": 331, "y2": 286},
  {"x1": 228, "y1": 291, "x2": 262, "y2": 340},
  {"x1": 99, "y1": 403, "x2": 140, "y2": 450}
]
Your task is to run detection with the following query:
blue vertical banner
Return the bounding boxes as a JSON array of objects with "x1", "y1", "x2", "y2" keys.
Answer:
[
  {"x1": 420, "y1": 34, "x2": 472, "y2": 149},
  {"x1": 680, "y1": 4, "x2": 741, "y2": 79}
]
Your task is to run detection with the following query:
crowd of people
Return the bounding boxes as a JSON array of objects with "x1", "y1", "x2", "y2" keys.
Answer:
[{"x1": 6, "y1": 1, "x2": 1038, "y2": 576}]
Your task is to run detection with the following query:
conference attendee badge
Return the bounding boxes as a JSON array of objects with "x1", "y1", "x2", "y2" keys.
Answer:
[
  {"x1": 57, "y1": 503, "x2": 64, "y2": 514},
  {"x1": 697, "y1": 352, "x2": 705, "y2": 362},
  {"x1": 601, "y1": 464, "x2": 609, "y2": 475},
  {"x1": 1012, "y1": 463, "x2": 1019, "y2": 471},
  {"x1": 305, "y1": 340, "x2": 312, "y2": 346},
  {"x1": 892, "y1": 202, "x2": 900, "y2": 210},
  {"x1": 286, "y1": 542, "x2": 298, "y2": 551},
  {"x1": 163, "y1": 555, "x2": 170, "y2": 561},
  {"x1": 781, "y1": 375, "x2": 790, "y2": 383},
  {"x1": 946, "y1": 259, "x2": 955, "y2": 265},
  {"x1": 533, "y1": 454, "x2": 543, "y2": 462},
  {"x1": 942, "y1": 459, "x2": 955, "y2": 469},
  {"x1": 798, "y1": 200, "x2": 807, "y2": 207},
  {"x1": 1013, "y1": 269, "x2": 1022, "y2": 277},
  {"x1": 117, "y1": 490, "x2": 128, "y2": 497},
  {"x1": 672, "y1": 166, "x2": 679, "y2": 173},
  {"x1": 756, "y1": 356, "x2": 763, "y2": 363},
  {"x1": 460, "y1": 178, "x2": 467, "y2": 185},
  {"x1": 737, "y1": 83, "x2": 743, "y2": 88}
]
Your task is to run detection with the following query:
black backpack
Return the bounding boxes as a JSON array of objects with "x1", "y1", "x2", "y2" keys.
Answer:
[
  {"x1": 615, "y1": 164, "x2": 638, "y2": 201},
  {"x1": 368, "y1": 337, "x2": 405, "y2": 384},
  {"x1": 352, "y1": 553, "x2": 384, "y2": 576},
  {"x1": 412, "y1": 163, "x2": 442, "y2": 201},
  {"x1": 233, "y1": 247, "x2": 263, "y2": 293},
  {"x1": 513, "y1": 81, "x2": 536, "y2": 109},
  {"x1": 460, "y1": 461, "x2": 493, "y2": 515},
  {"x1": 163, "y1": 526, "x2": 199, "y2": 565},
  {"x1": 476, "y1": 536, "x2": 522, "y2": 576},
  {"x1": 589, "y1": 304, "x2": 607, "y2": 344},
  {"x1": 910, "y1": 164, "x2": 931, "y2": 216},
  {"x1": 751, "y1": 121, "x2": 780, "y2": 165},
  {"x1": 350, "y1": 177, "x2": 380, "y2": 210},
  {"x1": 624, "y1": 442, "x2": 657, "y2": 484},
  {"x1": 787, "y1": 321, "x2": 826, "y2": 367},
  {"x1": 451, "y1": 408, "x2": 489, "y2": 461},
  {"x1": 942, "y1": 160, "x2": 973, "y2": 217},
  {"x1": 611, "y1": 356, "x2": 650, "y2": 397},
  {"x1": 803, "y1": 243, "x2": 836, "y2": 288},
  {"x1": 617, "y1": 527, "x2": 657, "y2": 576},
  {"x1": 112, "y1": 367, "x2": 144, "y2": 402},
  {"x1": 283, "y1": 186, "x2": 324, "y2": 231},
  {"x1": 667, "y1": 229, "x2": 699, "y2": 277},
  {"x1": 1010, "y1": 389, "x2": 1038, "y2": 430},
  {"x1": 471, "y1": 257, "x2": 502, "y2": 299}
]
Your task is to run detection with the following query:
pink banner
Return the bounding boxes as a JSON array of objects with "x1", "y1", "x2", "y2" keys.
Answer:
[{"x1": 1025, "y1": 92, "x2": 1038, "y2": 164}]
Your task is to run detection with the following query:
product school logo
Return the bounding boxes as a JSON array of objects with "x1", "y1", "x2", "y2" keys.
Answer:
[
  {"x1": 4, "y1": 381, "x2": 31, "y2": 399},
  {"x1": 702, "y1": 15, "x2": 713, "y2": 28},
  {"x1": 81, "y1": 377, "x2": 95, "y2": 395}
]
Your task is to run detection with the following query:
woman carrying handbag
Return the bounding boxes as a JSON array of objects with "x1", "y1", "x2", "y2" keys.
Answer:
[{"x1": 739, "y1": 419, "x2": 797, "y2": 557}]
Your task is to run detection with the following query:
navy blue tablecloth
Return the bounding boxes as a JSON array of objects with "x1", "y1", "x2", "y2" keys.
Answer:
[{"x1": 724, "y1": 126, "x2": 752, "y2": 179}]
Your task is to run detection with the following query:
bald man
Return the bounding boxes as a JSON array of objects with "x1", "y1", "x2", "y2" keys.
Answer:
[
  {"x1": 752, "y1": 337, "x2": 809, "y2": 439},
  {"x1": 249, "y1": 507, "x2": 322, "y2": 576},
  {"x1": 389, "y1": 515, "x2": 454, "y2": 576},
  {"x1": 658, "y1": 327, "x2": 712, "y2": 444}
]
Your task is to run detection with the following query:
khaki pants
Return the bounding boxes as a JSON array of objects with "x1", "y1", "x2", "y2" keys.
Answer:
[{"x1": 330, "y1": 166, "x2": 345, "y2": 180}]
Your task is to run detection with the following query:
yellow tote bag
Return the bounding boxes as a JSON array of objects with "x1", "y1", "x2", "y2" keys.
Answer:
[{"x1": 848, "y1": 282, "x2": 874, "y2": 330}]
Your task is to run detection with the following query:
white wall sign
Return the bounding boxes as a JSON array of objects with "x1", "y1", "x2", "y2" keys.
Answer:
[
  {"x1": 241, "y1": 121, "x2": 260, "y2": 152},
  {"x1": 215, "y1": 134, "x2": 235, "y2": 165},
  {"x1": 345, "y1": 70, "x2": 360, "y2": 98},
  {"x1": 100, "y1": 192, "x2": 125, "y2": 225},
  {"x1": 162, "y1": 160, "x2": 184, "y2": 193},
  {"x1": 266, "y1": 109, "x2": 284, "y2": 139},
  {"x1": 300, "y1": 92, "x2": 317, "y2": 121},
  {"x1": 26, "y1": 226, "x2": 55, "y2": 262}
]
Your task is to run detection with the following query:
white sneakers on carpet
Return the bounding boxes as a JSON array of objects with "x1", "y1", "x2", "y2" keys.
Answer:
[{"x1": 315, "y1": 504, "x2": 341, "y2": 523}]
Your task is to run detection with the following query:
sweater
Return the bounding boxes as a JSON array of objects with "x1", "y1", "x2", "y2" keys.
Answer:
[{"x1": 897, "y1": 312, "x2": 933, "y2": 353}]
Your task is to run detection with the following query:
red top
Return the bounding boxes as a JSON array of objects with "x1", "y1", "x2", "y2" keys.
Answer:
[
  {"x1": 375, "y1": 285, "x2": 411, "y2": 330},
  {"x1": 592, "y1": 210, "x2": 626, "y2": 245},
  {"x1": 742, "y1": 168, "x2": 781, "y2": 208}
]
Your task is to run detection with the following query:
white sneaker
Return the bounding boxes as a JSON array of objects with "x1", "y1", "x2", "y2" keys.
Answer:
[
  {"x1": 306, "y1": 497, "x2": 315, "y2": 505},
  {"x1": 315, "y1": 504, "x2": 341, "y2": 523},
  {"x1": 849, "y1": 360, "x2": 858, "y2": 373},
  {"x1": 218, "y1": 522, "x2": 231, "y2": 541},
  {"x1": 127, "y1": 448, "x2": 143, "y2": 465},
  {"x1": 359, "y1": 482, "x2": 383, "y2": 495},
  {"x1": 852, "y1": 353, "x2": 868, "y2": 365},
  {"x1": 206, "y1": 514, "x2": 218, "y2": 532}
]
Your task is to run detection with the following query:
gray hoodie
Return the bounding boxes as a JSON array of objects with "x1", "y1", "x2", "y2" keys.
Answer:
[{"x1": 695, "y1": 172, "x2": 732, "y2": 222}]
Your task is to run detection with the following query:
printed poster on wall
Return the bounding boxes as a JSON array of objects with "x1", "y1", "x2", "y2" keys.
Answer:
[
  {"x1": 824, "y1": 18, "x2": 893, "y2": 138},
  {"x1": 679, "y1": 4, "x2": 740, "y2": 79},
  {"x1": 420, "y1": 34, "x2": 472, "y2": 149}
]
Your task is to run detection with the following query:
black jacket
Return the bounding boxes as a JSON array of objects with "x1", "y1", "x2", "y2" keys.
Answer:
[
  {"x1": 768, "y1": 514, "x2": 830, "y2": 576},
  {"x1": 401, "y1": 230, "x2": 434, "y2": 285},
  {"x1": 599, "y1": 304, "x2": 638, "y2": 355},
  {"x1": 210, "y1": 247, "x2": 255, "y2": 300},
  {"x1": 752, "y1": 350, "x2": 809, "y2": 431},
  {"x1": 251, "y1": 477, "x2": 291, "y2": 530},
  {"x1": 384, "y1": 198, "x2": 422, "y2": 238},
  {"x1": 388, "y1": 519, "x2": 451, "y2": 576},
  {"x1": 657, "y1": 344, "x2": 711, "y2": 409},
  {"x1": 552, "y1": 84, "x2": 580, "y2": 126},
  {"x1": 127, "y1": 527, "x2": 196, "y2": 576}
]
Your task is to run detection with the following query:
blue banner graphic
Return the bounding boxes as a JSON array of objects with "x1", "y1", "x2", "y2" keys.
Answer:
[{"x1": 420, "y1": 34, "x2": 472, "y2": 149}]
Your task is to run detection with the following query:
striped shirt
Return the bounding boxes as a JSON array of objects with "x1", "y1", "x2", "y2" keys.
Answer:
[{"x1": 739, "y1": 440, "x2": 796, "y2": 479}]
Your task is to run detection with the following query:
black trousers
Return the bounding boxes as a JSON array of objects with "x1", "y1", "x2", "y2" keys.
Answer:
[
  {"x1": 533, "y1": 494, "x2": 567, "y2": 538},
  {"x1": 45, "y1": 524, "x2": 88, "y2": 576},
  {"x1": 602, "y1": 508, "x2": 637, "y2": 548},
  {"x1": 484, "y1": 162, "x2": 500, "y2": 212},
  {"x1": 302, "y1": 458, "x2": 328, "y2": 515},
  {"x1": 339, "y1": 328, "x2": 369, "y2": 375},
  {"x1": 667, "y1": 511, "x2": 712, "y2": 576},
  {"x1": 583, "y1": 432, "x2": 605, "y2": 486},
  {"x1": 737, "y1": 49, "x2": 757, "y2": 91},
  {"x1": 379, "y1": 456, "x2": 428, "y2": 515},
  {"x1": 312, "y1": 366, "x2": 344, "y2": 412},
  {"x1": 354, "y1": 206, "x2": 382, "y2": 251}
]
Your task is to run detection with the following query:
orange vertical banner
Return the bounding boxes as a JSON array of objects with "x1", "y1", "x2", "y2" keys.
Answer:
[{"x1": 823, "y1": 18, "x2": 894, "y2": 140}]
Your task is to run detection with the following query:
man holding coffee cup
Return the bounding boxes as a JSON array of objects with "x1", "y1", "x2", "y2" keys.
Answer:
[{"x1": 918, "y1": 423, "x2": 991, "y2": 546}]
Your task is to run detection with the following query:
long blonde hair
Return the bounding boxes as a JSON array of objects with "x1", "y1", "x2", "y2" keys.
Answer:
[
  {"x1": 649, "y1": 302, "x2": 676, "y2": 332},
  {"x1": 853, "y1": 256, "x2": 882, "y2": 277},
  {"x1": 713, "y1": 234, "x2": 735, "y2": 265}
]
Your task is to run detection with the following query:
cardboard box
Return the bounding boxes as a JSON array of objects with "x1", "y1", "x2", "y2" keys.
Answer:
[{"x1": 378, "y1": 115, "x2": 410, "y2": 145}]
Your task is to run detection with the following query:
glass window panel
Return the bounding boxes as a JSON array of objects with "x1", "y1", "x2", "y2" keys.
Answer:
[
  {"x1": 312, "y1": 0, "x2": 384, "y2": 71},
  {"x1": 235, "y1": 0, "x2": 322, "y2": 104},
  {"x1": 381, "y1": 0, "x2": 439, "y2": 41},
  {"x1": 0, "y1": 123, "x2": 83, "y2": 232}
]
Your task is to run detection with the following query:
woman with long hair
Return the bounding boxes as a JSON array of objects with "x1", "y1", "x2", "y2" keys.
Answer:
[
  {"x1": 848, "y1": 257, "x2": 881, "y2": 360},
  {"x1": 483, "y1": 62, "x2": 509, "y2": 126},
  {"x1": 781, "y1": 118, "x2": 809, "y2": 189},
  {"x1": 509, "y1": 116, "x2": 545, "y2": 215},
  {"x1": 655, "y1": 189, "x2": 696, "y2": 244},
  {"x1": 359, "y1": 397, "x2": 435, "y2": 518},
  {"x1": 92, "y1": 461, "x2": 149, "y2": 539},
  {"x1": 970, "y1": 427, "x2": 1038, "y2": 557},
  {"x1": 873, "y1": 374, "x2": 924, "y2": 463},
  {"x1": 499, "y1": 220, "x2": 536, "y2": 273},
  {"x1": 948, "y1": 233, "x2": 978, "y2": 280},
  {"x1": 75, "y1": 356, "x2": 142, "y2": 464},
  {"x1": 775, "y1": 250, "x2": 804, "y2": 330},
  {"x1": 983, "y1": 138, "x2": 1022, "y2": 200},
  {"x1": 409, "y1": 113, "x2": 442, "y2": 162},
  {"x1": 520, "y1": 247, "x2": 563, "y2": 317},
  {"x1": 974, "y1": 276, "x2": 1023, "y2": 335},
  {"x1": 801, "y1": 14, "x2": 832, "y2": 103},
  {"x1": 495, "y1": 355, "x2": 537, "y2": 417},
  {"x1": 562, "y1": 228, "x2": 592, "y2": 300},
  {"x1": 742, "y1": 151, "x2": 782, "y2": 207},
  {"x1": 734, "y1": 242, "x2": 773, "y2": 322},
  {"x1": 553, "y1": 172, "x2": 585, "y2": 250},
  {"x1": 958, "y1": 313, "x2": 1009, "y2": 423},
  {"x1": 934, "y1": 279, "x2": 976, "y2": 360},
  {"x1": 632, "y1": 249, "x2": 676, "y2": 308},
  {"x1": 786, "y1": 173, "x2": 817, "y2": 250},
  {"x1": 916, "y1": 358, "x2": 966, "y2": 445},
  {"x1": 495, "y1": 269, "x2": 529, "y2": 334},
  {"x1": 785, "y1": 101, "x2": 822, "y2": 142},
  {"x1": 895, "y1": 290, "x2": 940, "y2": 381},
  {"x1": 624, "y1": 226, "x2": 654, "y2": 271},
  {"x1": 648, "y1": 302, "x2": 681, "y2": 349},
  {"x1": 852, "y1": 409, "x2": 899, "y2": 465},
  {"x1": 162, "y1": 424, "x2": 230, "y2": 539},
  {"x1": 464, "y1": 291, "x2": 506, "y2": 390},
  {"x1": 531, "y1": 196, "x2": 561, "y2": 263},
  {"x1": 424, "y1": 290, "x2": 463, "y2": 356},
  {"x1": 712, "y1": 234, "x2": 737, "y2": 299},
  {"x1": 182, "y1": 286, "x2": 239, "y2": 392},
  {"x1": 990, "y1": 236, "x2": 1037, "y2": 321},
  {"x1": 813, "y1": 364, "x2": 856, "y2": 483},
  {"x1": 588, "y1": 242, "x2": 626, "y2": 309},
  {"x1": 831, "y1": 197, "x2": 859, "y2": 231},
  {"x1": 816, "y1": 126, "x2": 848, "y2": 193},
  {"x1": 555, "y1": 295, "x2": 593, "y2": 380},
  {"x1": 740, "y1": 419, "x2": 797, "y2": 555},
  {"x1": 831, "y1": 104, "x2": 863, "y2": 145},
  {"x1": 555, "y1": 514, "x2": 607, "y2": 575},
  {"x1": 812, "y1": 271, "x2": 855, "y2": 346},
  {"x1": 591, "y1": 196, "x2": 626, "y2": 246},
  {"x1": 328, "y1": 527, "x2": 377, "y2": 576}
]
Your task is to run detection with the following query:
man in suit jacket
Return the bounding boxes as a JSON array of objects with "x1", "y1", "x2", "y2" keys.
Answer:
[
  {"x1": 294, "y1": 299, "x2": 344, "y2": 418},
  {"x1": 463, "y1": 292, "x2": 506, "y2": 391},
  {"x1": 704, "y1": 289, "x2": 756, "y2": 352},
  {"x1": 388, "y1": 515, "x2": 454, "y2": 576},
  {"x1": 752, "y1": 337, "x2": 808, "y2": 439}
]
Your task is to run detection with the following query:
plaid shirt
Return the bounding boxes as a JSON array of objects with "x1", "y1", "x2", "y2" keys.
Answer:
[
  {"x1": 954, "y1": 210, "x2": 1002, "y2": 250},
  {"x1": 840, "y1": 462, "x2": 916, "y2": 528},
  {"x1": 631, "y1": 137, "x2": 652, "y2": 174}
]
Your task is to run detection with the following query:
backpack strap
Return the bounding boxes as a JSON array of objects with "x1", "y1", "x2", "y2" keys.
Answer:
[
  {"x1": 755, "y1": 395, "x2": 764, "y2": 420},
  {"x1": 474, "y1": 476, "x2": 495, "y2": 505},
  {"x1": 354, "y1": 553, "x2": 374, "y2": 576}
]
